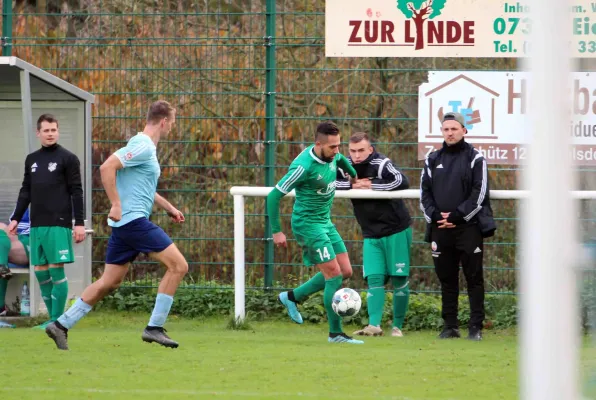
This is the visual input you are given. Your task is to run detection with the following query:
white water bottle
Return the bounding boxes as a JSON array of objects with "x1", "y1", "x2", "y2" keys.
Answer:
[{"x1": 20, "y1": 281, "x2": 30, "y2": 316}]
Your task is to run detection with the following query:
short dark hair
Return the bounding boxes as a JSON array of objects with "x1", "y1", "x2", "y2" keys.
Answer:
[
  {"x1": 37, "y1": 114, "x2": 59, "y2": 130},
  {"x1": 146, "y1": 100, "x2": 176, "y2": 124},
  {"x1": 349, "y1": 132, "x2": 370, "y2": 144},
  {"x1": 315, "y1": 121, "x2": 340, "y2": 141}
]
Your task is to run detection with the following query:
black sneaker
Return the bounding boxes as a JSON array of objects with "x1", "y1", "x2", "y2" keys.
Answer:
[
  {"x1": 0, "y1": 265, "x2": 12, "y2": 280},
  {"x1": 142, "y1": 327, "x2": 179, "y2": 348},
  {"x1": 467, "y1": 326, "x2": 483, "y2": 341},
  {"x1": 438, "y1": 327, "x2": 461, "y2": 339},
  {"x1": 45, "y1": 321, "x2": 69, "y2": 350}
]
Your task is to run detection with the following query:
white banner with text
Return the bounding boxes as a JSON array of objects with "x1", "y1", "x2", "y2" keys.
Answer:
[
  {"x1": 326, "y1": 0, "x2": 595, "y2": 58},
  {"x1": 418, "y1": 71, "x2": 596, "y2": 165}
]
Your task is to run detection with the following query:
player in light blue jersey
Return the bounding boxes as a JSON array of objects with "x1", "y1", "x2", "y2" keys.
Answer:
[{"x1": 46, "y1": 101, "x2": 189, "y2": 350}]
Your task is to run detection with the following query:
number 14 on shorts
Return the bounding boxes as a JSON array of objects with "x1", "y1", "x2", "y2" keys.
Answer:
[{"x1": 316, "y1": 247, "x2": 331, "y2": 261}]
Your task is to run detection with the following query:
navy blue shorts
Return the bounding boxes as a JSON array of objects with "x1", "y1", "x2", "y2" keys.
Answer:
[{"x1": 106, "y1": 217, "x2": 173, "y2": 265}]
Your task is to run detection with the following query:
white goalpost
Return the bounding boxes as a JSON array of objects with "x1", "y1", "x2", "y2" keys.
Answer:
[
  {"x1": 229, "y1": 186, "x2": 517, "y2": 322},
  {"x1": 523, "y1": 0, "x2": 579, "y2": 399},
  {"x1": 230, "y1": 187, "x2": 592, "y2": 323}
]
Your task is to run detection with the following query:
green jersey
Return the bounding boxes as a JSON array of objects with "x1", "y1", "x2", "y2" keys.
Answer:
[{"x1": 275, "y1": 145, "x2": 356, "y2": 225}]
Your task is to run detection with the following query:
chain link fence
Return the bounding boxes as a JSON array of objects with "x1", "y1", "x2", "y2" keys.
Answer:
[{"x1": 2, "y1": 0, "x2": 520, "y2": 294}]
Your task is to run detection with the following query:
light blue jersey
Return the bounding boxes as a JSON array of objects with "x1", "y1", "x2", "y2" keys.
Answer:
[{"x1": 109, "y1": 133, "x2": 161, "y2": 228}]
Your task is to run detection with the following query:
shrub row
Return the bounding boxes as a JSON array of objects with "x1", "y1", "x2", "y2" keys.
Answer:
[{"x1": 95, "y1": 286, "x2": 523, "y2": 331}]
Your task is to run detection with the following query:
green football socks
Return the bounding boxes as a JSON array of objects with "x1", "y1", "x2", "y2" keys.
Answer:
[
  {"x1": 293, "y1": 272, "x2": 326, "y2": 302},
  {"x1": 0, "y1": 278, "x2": 7, "y2": 309},
  {"x1": 392, "y1": 276, "x2": 410, "y2": 329},
  {"x1": 324, "y1": 274, "x2": 343, "y2": 333},
  {"x1": 366, "y1": 274, "x2": 386, "y2": 327},
  {"x1": 0, "y1": 230, "x2": 9, "y2": 310},
  {"x1": 49, "y1": 267, "x2": 68, "y2": 321},
  {"x1": 0, "y1": 230, "x2": 10, "y2": 265},
  {"x1": 35, "y1": 269, "x2": 54, "y2": 318}
]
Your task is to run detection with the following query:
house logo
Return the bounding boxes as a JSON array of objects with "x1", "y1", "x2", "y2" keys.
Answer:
[{"x1": 422, "y1": 74, "x2": 500, "y2": 139}]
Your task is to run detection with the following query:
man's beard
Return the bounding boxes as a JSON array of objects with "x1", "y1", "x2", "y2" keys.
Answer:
[{"x1": 321, "y1": 153, "x2": 334, "y2": 162}]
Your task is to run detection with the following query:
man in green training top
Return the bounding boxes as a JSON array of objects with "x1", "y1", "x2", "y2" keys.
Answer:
[{"x1": 268, "y1": 121, "x2": 363, "y2": 344}]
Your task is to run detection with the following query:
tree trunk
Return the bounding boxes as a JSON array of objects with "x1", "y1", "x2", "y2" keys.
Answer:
[{"x1": 414, "y1": 17, "x2": 425, "y2": 50}]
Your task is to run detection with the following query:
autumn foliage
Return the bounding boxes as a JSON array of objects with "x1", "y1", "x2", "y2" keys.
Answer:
[{"x1": 1, "y1": 0, "x2": 519, "y2": 292}]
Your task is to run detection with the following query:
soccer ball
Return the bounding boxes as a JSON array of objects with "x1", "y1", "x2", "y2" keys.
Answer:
[{"x1": 332, "y1": 288, "x2": 362, "y2": 317}]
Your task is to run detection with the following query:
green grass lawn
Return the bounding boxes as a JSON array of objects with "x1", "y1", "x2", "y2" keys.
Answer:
[{"x1": 0, "y1": 312, "x2": 521, "y2": 400}]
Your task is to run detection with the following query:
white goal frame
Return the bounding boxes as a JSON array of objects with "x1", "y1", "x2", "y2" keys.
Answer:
[{"x1": 230, "y1": 186, "x2": 595, "y2": 320}]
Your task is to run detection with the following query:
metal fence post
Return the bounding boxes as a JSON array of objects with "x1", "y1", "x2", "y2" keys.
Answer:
[
  {"x1": 263, "y1": 0, "x2": 276, "y2": 290},
  {"x1": 234, "y1": 194, "x2": 246, "y2": 321},
  {"x1": 2, "y1": 0, "x2": 13, "y2": 56}
]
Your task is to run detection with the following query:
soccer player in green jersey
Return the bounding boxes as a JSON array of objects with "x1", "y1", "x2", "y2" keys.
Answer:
[{"x1": 267, "y1": 121, "x2": 363, "y2": 344}]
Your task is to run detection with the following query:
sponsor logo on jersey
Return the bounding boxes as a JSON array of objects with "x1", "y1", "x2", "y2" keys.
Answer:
[{"x1": 316, "y1": 181, "x2": 336, "y2": 196}]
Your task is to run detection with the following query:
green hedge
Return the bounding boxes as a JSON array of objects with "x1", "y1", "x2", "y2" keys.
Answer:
[{"x1": 95, "y1": 287, "x2": 522, "y2": 331}]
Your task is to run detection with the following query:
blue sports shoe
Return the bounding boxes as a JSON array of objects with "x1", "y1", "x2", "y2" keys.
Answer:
[
  {"x1": 32, "y1": 320, "x2": 53, "y2": 330},
  {"x1": 278, "y1": 291, "x2": 303, "y2": 324},
  {"x1": 328, "y1": 333, "x2": 364, "y2": 344}
]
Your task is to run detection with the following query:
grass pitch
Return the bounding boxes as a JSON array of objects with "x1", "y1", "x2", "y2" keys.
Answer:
[{"x1": 0, "y1": 312, "x2": 519, "y2": 400}]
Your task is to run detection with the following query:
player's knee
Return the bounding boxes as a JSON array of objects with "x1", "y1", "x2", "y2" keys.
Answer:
[
  {"x1": 178, "y1": 260, "x2": 189, "y2": 276},
  {"x1": 367, "y1": 274, "x2": 384, "y2": 287},
  {"x1": 391, "y1": 276, "x2": 409, "y2": 292},
  {"x1": 102, "y1": 276, "x2": 123, "y2": 291},
  {"x1": 98, "y1": 271, "x2": 125, "y2": 291},
  {"x1": 341, "y1": 267, "x2": 353, "y2": 280},
  {"x1": 325, "y1": 262, "x2": 341, "y2": 278},
  {"x1": 169, "y1": 259, "x2": 188, "y2": 276}
]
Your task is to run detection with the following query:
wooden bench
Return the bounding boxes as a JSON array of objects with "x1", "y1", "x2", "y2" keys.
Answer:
[{"x1": 8, "y1": 262, "x2": 29, "y2": 275}]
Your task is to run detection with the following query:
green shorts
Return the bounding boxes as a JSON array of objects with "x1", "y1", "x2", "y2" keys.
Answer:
[
  {"x1": 292, "y1": 220, "x2": 347, "y2": 267},
  {"x1": 362, "y1": 227, "x2": 412, "y2": 279},
  {"x1": 17, "y1": 234, "x2": 30, "y2": 260},
  {"x1": 30, "y1": 226, "x2": 74, "y2": 266}
]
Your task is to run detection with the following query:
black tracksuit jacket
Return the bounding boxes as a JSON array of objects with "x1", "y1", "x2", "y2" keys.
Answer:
[
  {"x1": 336, "y1": 151, "x2": 411, "y2": 239},
  {"x1": 12, "y1": 144, "x2": 85, "y2": 228},
  {"x1": 420, "y1": 139, "x2": 496, "y2": 241}
]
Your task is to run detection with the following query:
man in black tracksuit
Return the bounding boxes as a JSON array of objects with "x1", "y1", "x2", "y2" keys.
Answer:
[
  {"x1": 336, "y1": 132, "x2": 412, "y2": 337},
  {"x1": 420, "y1": 112, "x2": 496, "y2": 341}
]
